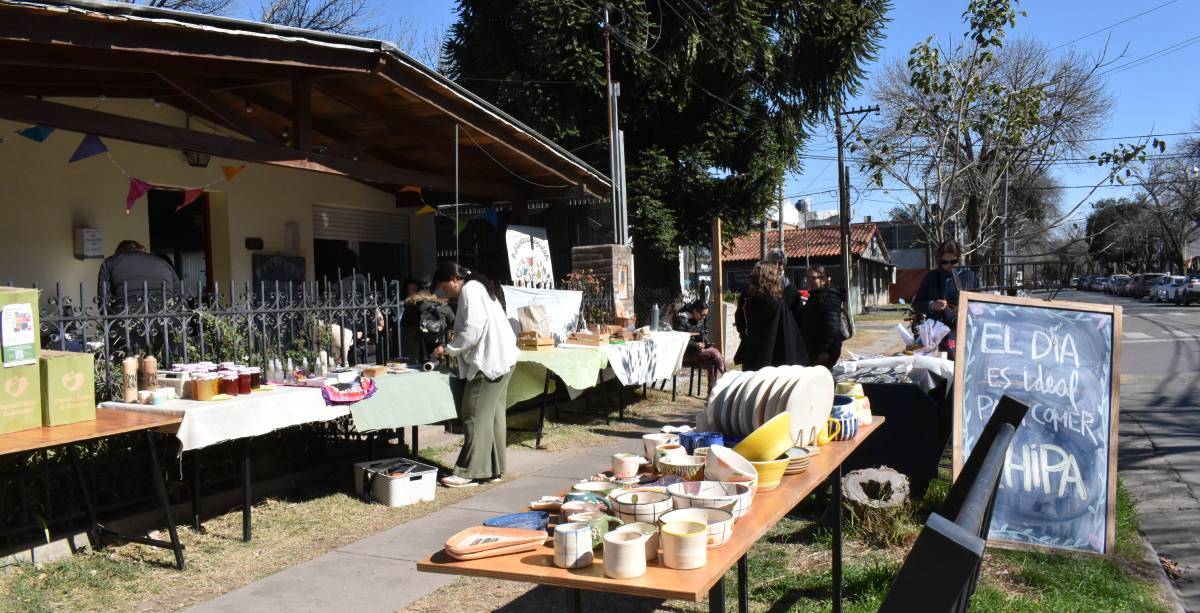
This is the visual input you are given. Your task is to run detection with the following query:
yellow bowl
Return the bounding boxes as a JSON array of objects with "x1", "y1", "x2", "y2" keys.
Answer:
[
  {"x1": 733, "y1": 412, "x2": 792, "y2": 462},
  {"x1": 748, "y1": 458, "x2": 789, "y2": 492}
]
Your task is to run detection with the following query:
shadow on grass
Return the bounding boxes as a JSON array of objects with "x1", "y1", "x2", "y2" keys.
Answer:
[{"x1": 494, "y1": 584, "x2": 668, "y2": 612}]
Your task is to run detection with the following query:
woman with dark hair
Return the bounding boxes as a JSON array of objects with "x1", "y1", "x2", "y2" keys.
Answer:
[
  {"x1": 801, "y1": 265, "x2": 845, "y2": 369},
  {"x1": 672, "y1": 299, "x2": 726, "y2": 389},
  {"x1": 914, "y1": 240, "x2": 979, "y2": 355},
  {"x1": 733, "y1": 261, "x2": 808, "y2": 371},
  {"x1": 431, "y1": 261, "x2": 518, "y2": 487}
]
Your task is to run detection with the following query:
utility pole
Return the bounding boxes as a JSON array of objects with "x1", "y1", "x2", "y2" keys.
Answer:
[
  {"x1": 603, "y1": 4, "x2": 620, "y2": 244},
  {"x1": 834, "y1": 104, "x2": 878, "y2": 320},
  {"x1": 777, "y1": 182, "x2": 785, "y2": 255},
  {"x1": 760, "y1": 218, "x2": 768, "y2": 260}
]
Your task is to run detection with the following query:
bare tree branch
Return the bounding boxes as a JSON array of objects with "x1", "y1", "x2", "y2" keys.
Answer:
[
  {"x1": 116, "y1": 0, "x2": 237, "y2": 15},
  {"x1": 259, "y1": 0, "x2": 380, "y2": 36}
]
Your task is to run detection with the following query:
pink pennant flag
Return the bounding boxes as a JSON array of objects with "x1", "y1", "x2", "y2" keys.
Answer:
[
  {"x1": 222, "y1": 165, "x2": 246, "y2": 181},
  {"x1": 125, "y1": 177, "x2": 152, "y2": 214},
  {"x1": 177, "y1": 188, "x2": 205, "y2": 212}
]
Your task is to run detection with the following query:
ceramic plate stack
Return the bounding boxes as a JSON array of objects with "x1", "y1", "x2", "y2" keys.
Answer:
[
  {"x1": 713, "y1": 366, "x2": 836, "y2": 441},
  {"x1": 782, "y1": 447, "x2": 811, "y2": 475}
]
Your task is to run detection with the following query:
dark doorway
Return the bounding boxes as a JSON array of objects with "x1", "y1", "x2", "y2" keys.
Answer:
[
  {"x1": 147, "y1": 189, "x2": 212, "y2": 291},
  {"x1": 314, "y1": 239, "x2": 410, "y2": 286}
]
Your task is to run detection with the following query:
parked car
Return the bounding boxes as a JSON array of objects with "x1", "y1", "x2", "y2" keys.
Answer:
[
  {"x1": 1153, "y1": 276, "x2": 1184, "y2": 302},
  {"x1": 1161, "y1": 276, "x2": 1188, "y2": 303},
  {"x1": 1124, "y1": 274, "x2": 1142, "y2": 297},
  {"x1": 1176, "y1": 275, "x2": 1200, "y2": 305},
  {"x1": 1069, "y1": 277, "x2": 1079, "y2": 289},
  {"x1": 1106, "y1": 274, "x2": 1129, "y2": 295},
  {"x1": 1134, "y1": 273, "x2": 1166, "y2": 299},
  {"x1": 1091, "y1": 276, "x2": 1110, "y2": 292}
]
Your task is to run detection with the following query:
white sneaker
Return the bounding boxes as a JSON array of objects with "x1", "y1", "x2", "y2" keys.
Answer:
[{"x1": 440, "y1": 475, "x2": 478, "y2": 488}]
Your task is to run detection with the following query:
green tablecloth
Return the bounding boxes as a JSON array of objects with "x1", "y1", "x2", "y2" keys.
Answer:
[
  {"x1": 506, "y1": 347, "x2": 608, "y2": 407},
  {"x1": 350, "y1": 371, "x2": 459, "y2": 432}
]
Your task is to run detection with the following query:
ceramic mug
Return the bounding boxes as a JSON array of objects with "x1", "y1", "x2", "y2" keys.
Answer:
[
  {"x1": 816, "y1": 417, "x2": 842, "y2": 446},
  {"x1": 603, "y1": 529, "x2": 650, "y2": 579},
  {"x1": 554, "y1": 522, "x2": 595, "y2": 569},
  {"x1": 660, "y1": 521, "x2": 708, "y2": 570},
  {"x1": 679, "y1": 431, "x2": 724, "y2": 453},
  {"x1": 612, "y1": 452, "x2": 649, "y2": 478},
  {"x1": 613, "y1": 521, "x2": 660, "y2": 561},
  {"x1": 568, "y1": 511, "x2": 624, "y2": 549},
  {"x1": 654, "y1": 443, "x2": 687, "y2": 471},
  {"x1": 642, "y1": 433, "x2": 679, "y2": 459},
  {"x1": 832, "y1": 415, "x2": 858, "y2": 441},
  {"x1": 831, "y1": 394, "x2": 856, "y2": 420}
]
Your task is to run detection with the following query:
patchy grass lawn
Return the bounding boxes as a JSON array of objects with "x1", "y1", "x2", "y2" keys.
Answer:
[{"x1": 403, "y1": 466, "x2": 1167, "y2": 613}]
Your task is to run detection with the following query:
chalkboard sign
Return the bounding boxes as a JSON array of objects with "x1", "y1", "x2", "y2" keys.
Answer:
[
  {"x1": 953, "y1": 292, "x2": 1121, "y2": 555},
  {"x1": 252, "y1": 254, "x2": 306, "y2": 288}
]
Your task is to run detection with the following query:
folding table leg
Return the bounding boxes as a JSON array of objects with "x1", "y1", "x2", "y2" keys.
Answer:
[
  {"x1": 145, "y1": 430, "x2": 186, "y2": 570},
  {"x1": 535, "y1": 371, "x2": 550, "y2": 449},
  {"x1": 832, "y1": 462, "x2": 843, "y2": 613},
  {"x1": 66, "y1": 446, "x2": 101, "y2": 550},
  {"x1": 672, "y1": 374, "x2": 677, "y2": 402},
  {"x1": 410, "y1": 425, "x2": 420, "y2": 459},
  {"x1": 738, "y1": 554, "x2": 749, "y2": 613},
  {"x1": 242, "y1": 438, "x2": 253, "y2": 542},
  {"x1": 190, "y1": 450, "x2": 202, "y2": 532},
  {"x1": 709, "y1": 576, "x2": 727, "y2": 613},
  {"x1": 568, "y1": 587, "x2": 583, "y2": 613}
]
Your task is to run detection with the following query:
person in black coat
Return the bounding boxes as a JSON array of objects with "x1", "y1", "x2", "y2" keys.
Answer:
[
  {"x1": 734, "y1": 261, "x2": 809, "y2": 370},
  {"x1": 673, "y1": 300, "x2": 727, "y2": 389},
  {"x1": 801, "y1": 265, "x2": 844, "y2": 369},
  {"x1": 914, "y1": 240, "x2": 979, "y2": 355},
  {"x1": 97, "y1": 239, "x2": 181, "y2": 356}
]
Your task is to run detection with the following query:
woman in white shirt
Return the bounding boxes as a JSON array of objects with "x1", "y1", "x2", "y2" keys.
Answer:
[{"x1": 432, "y1": 262, "x2": 519, "y2": 488}]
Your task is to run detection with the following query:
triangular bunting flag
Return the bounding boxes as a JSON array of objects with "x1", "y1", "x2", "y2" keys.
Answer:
[
  {"x1": 399, "y1": 185, "x2": 422, "y2": 194},
  {"x1": 221, "y1": 165, "x2": 246, "y2": 181},
  {"x1": 68, "y1": 134, "x2": 108, "y2": 163},
  {"x1": 481, "y1": 207, "x2": 499, "y2": 227},
  {"x1": 415, "y1": 204, "x2": 436, "y2": 215},
  {"x1": 454, "y1": 219, "x2": 470, "y2": 235},
  {"x1": 125, "y1": 177, "x2": 152, "y2": 214},
  {"x1": 177, "y1": 188, "x2": 205, "y2": 212},
  {"x1": 17, "y1": 125, "x2": 55, "y2": 143}
]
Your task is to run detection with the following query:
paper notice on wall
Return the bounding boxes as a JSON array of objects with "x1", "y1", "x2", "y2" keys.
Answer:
[
  {"x1": 506, "y1": 225, "x2": 554, "y2": 289},
  {"x1": 501, "y1": 286, "x2": 582, "y2": 342},
  {"x1": 1, "y1": 303, "x2": 36, "y2": 367}
]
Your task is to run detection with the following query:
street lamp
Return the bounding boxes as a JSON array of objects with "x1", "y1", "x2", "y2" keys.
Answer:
[{"x1": 794, "y1": 197, "x2": 811, "y2": 272}]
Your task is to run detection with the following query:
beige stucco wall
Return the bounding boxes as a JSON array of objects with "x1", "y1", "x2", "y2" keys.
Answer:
[{"x1": 0, "y1": 98, "x2": 434, "y2": 291}]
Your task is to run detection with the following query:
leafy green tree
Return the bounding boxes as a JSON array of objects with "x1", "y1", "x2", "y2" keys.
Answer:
[{"x1": 444, "y1": 0, "x2": 889, "y2": 261}]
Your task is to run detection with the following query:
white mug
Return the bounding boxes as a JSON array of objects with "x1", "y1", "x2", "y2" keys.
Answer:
[
  {"x1": 603, "y1": 529, "x2": 650, "y2": 579},
  {"x1": 611, "y1": 452, "x2": 648, "y2": 478},
  {"x1": 642, "y1": 433, "x2": 679, "y2": 460},
  {"x1": 661, "y1": 521, "x2": 708, "y2": 570},
  {"x1": 553, "y1": 522, "x2": 594, "y2": 569}
]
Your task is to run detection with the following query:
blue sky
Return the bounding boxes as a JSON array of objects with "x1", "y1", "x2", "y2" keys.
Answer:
[{"x1": 246, "y1": 1, "x2": 1200, "y2": 225}]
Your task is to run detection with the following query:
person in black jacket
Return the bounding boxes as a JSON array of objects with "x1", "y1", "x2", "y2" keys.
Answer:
[
  {"x1": 672, "y1": 300, "x2": 727, "y2": 389},
  {"x1": 97, "y1": 239, "x2": 181, "y2": 357},
  {"x1": 734, "y1": 261, "x2": 809, "y2": 370},
  {"x1": 801, "y1": 265, "x2": 844, "y2": 369},
  {"x1": 913, "y1": 240, "x2": 979, "y2": 356},
  {"x1": 767, "y1": 248, "x2": 805, "y2": 325}
]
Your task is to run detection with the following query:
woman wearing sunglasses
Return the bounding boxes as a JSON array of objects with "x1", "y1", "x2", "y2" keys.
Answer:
[{"x1": 914, "y1": 241, "x2": 979, "y2": 357}]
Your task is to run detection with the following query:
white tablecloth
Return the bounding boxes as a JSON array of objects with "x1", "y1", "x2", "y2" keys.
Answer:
[
  {"x1": 602, "y1": 331, "x2": 691, "y2": 386},
  {"x1": 833, "y1": 355, "x2": 955, "y2": 393},
  {"x1": 99, "y1": 385, "x2": 346, "y2": 453}
]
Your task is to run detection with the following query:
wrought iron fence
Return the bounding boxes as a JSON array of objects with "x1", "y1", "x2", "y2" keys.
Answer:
[{"x1": 25, "y1": 274, "x2": 407, "y2": 401}]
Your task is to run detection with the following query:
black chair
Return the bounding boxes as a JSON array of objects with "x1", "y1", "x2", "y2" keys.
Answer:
[{"x1": 879, "y1": 395, "x2": 1028, "y2": 612}]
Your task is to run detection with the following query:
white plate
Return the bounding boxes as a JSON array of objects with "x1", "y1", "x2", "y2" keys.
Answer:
[
  {"x1": 717, "y1": 372, "x2": 751, "y2": 436},
  {"x1": 736, "y1": 367, "x2": 777, "y2": 437},
  {"x1": 766, "y1": 368, "x2": 804, "y2": 422},
  {"x1": 705, "y1": 371, "x2": 746, "y2": 435},
  {"x1": 756, "y1": 367, "x2": 800, "y2": 429},
  {"x1": 784, "y1": 367, "x2": 835, "y2": 447}
]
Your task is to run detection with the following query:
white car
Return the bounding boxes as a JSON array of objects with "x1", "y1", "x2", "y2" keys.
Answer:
[{"x1": 1154, "y1": 276, "x2": 1185, "y2": 302}]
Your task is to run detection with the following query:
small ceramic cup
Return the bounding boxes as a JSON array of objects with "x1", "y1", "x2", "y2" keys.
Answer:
[
  {"x1": 560, "y1": 500, "x2": 603, "y2": 523},
  {"x1": 565, "y1": 491, "x2": 611, "y2": 511},
  {"x1": 660, "y1": 521, "x2": 708, "y2": 570},
  {"x1": 603, "y1": 529, "x2": 650, "y2": 579},
  {"x1": 642, "y1": 433, "x2": 679, "y2": 459},
  {"x1": 831, "y1": 394, "x2": 856, "y2": 420},
  {"x1": 611, "y1": 452, "x2": 649, "y2": 478},
  {"x1": 567, "y1": 511, "x2": 624, "y2": 549},
  {"x1": 554, "y1": 522, "x2": 595, "y2": 569},
  {"x1": 612, "y1": 521, "x2": 660, "y2": 561},
  {"x1": 654, "y1": 443, "x2": 687, "y2": 472}
]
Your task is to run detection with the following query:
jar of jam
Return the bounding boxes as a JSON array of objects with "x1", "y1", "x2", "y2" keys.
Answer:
[
  {"x1": 193, "y1": 374, "x2": 215, "y2": 401},
  {"x1": 248, "y1": 367, "x2": 262, "y2": 390},
  {"x1": 237, "y1": 368, "x2": 253, "y2": 395},
  {"x1": 220, "y1": 372, "x2": 240, "y2": 396}
]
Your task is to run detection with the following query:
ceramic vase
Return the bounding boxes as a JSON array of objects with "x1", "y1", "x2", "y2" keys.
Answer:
[
  {"x1": 603, "y1": 529, "x2": 650, "y2": 579},
  {"x1": 661, "y1": 521, "x2": 708, "y2": 569},
  {"x1": 554, "y1": 522, "x2": 594, "y2": 569}
]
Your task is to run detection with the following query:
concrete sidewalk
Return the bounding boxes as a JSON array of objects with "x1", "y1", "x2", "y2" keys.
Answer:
[{"x1": 187, "y1": 436, "x2": 646, "y2": 613}]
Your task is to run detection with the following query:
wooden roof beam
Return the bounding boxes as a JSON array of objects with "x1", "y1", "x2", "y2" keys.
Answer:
[
  {"x1": 0, "y1": 93, "x2": 521, "y2": 200},
  {"x1": 158, "y1": 73, "x2": 283, "y2": 145}
]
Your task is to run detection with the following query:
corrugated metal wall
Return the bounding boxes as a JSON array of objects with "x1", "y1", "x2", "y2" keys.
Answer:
[{"x1": 312, "y1": 205, "x2": 410, "y2": 244}]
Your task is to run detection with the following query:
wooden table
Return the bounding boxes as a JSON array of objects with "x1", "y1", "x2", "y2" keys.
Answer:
[
  {"x1": 418, "y1": 418, "x2": 884, "y2": 613},
  {"x1": 0, "y1": 409, "x2": 187, "y2": 569}
]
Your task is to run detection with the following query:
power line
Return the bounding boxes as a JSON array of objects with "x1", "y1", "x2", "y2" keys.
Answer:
[
  {"x1": 1099, "y1": 34, "x2": 1200, "y2": 76},
  {"x1": 458, "y1": 77, "x2": 590, "y2": 86},
  {"x1": 1048, "y1": 0, "x2": 1180, "y2": 52}
]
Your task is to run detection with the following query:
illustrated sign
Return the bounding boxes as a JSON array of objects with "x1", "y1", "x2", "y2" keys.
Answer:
[
  {"x1": 506, "y1": 225, "x2": 554, "y2": 289},
  {"x1": 1, "y1": 303, "x2": 36, "y2": 367},
  {"x1": 954, "y1": 292, "x2": 1121, "y2": 555}
]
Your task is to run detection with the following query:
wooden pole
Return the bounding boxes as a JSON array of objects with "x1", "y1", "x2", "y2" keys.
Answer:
[{"x1": 711, "y1": 217, "x2": 725, "y2": 356}]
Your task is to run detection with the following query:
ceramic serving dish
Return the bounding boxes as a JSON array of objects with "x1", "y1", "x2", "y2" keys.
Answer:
[
  {"x1": 659, "y1": 507, "x2": 734, "y2": 549},
  {"x1": 572, "y1": 480, "x2": 620, "y2": 497},
  {"x1": 749, "y1": 458, "x2": 789, "y2": 492},
  {"x1": 667, "y1": 480, "x2": 753, "y2": 522},
  {"x1": 733, "y1": 411, "x2": 793, "y2": 462},
  {"x1": 482, "y1": 511, "x2": 549, "y2": 531},
  {"x1": 657, "y1": 454, "x2": 705, "y2": 481},
  {"x1": 610, "y1": 489, "x2": 673, "y2": 524},
  {"x1": 445, "y1": 526, "x2": 548, "y2": 561},
  {"x1": 704, "y1": 444, "x2": 758, "y2": 484}
]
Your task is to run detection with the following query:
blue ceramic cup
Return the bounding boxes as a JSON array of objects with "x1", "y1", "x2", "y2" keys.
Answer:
[
  {"x1": 831, "y1": 395, "x2": 856, "y2": 420},
  {"x1": 679, "y1": 431, "x2": 725, "y2": 453}
]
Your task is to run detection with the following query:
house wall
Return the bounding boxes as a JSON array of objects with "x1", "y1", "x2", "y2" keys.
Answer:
[
  {"x1": 0, "y1": 98, "x2": 433, "y2": 290},
  {"x1": 722, "y1": 258, "x2": 892, "y2": 313}
]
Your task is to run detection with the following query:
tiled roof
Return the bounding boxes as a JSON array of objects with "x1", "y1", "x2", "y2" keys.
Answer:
[{"x1": 722, "y1": 223, "x2": 882, "y2": 262}]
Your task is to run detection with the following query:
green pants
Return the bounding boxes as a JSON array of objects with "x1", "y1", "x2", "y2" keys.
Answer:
[{"x1": 453, "y1": 371, "x2": 513, "y2": 479}]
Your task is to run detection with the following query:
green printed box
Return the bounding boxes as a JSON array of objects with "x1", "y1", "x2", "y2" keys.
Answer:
[
  {"x1": 0, "y1": 363, "x2": 42, "y2": 434},
  {"x1": 39, "y1": 350, "x2": 96, "y2": 427},
  {"x1": 0, "y1": 287, "x2": 40, "y2": 367}
]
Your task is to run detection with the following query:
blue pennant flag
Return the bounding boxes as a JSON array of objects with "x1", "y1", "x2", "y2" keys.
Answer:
[
  {"x1": 481, "y1": 207, "x2": 499, "y2": 227},
  {"x1": 68, "y1": 134, "x2": 108, "y2": 163},
  {"x1": 17, "y1": 125, "x2": 55, "y2": 143}
]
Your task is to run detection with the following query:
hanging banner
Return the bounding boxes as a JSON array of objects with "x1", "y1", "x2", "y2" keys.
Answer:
[
  {"x1": 68, "y1": 134, "x2": 108, "y2": 163},
  {"x1": 506, "y1": 224, "x2": 554, "y2": 289}
]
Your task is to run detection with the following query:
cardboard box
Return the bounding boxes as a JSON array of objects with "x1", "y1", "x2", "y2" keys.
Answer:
[
  {"x1": 39, "y1": 350, "x2": 96, "y2": 427},
  {"x1": 0, "y1": 363, "x2": 42, "y2": 434},
  {"x1": 0, "y1": 287, "x2": 40, "y2": 367}
]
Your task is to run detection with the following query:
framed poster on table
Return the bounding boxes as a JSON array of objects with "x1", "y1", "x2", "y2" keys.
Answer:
[{"x1": 953, "y1": 292, "x2": 1121, "y2": 556}]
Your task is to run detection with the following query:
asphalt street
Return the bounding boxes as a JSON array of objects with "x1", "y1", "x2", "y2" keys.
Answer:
[{"x1": 1053, "y1": 289, "x2": 1200, "y2": 609}]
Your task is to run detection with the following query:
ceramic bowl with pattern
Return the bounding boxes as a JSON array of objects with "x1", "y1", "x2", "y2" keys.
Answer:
[
  {"x1": 657, "y1": 455, "x2": 706, "y2": 481},
  {"x1": 658, "y1": 507, "x2": 734, "y2": 549},
  {"x1": 704, "y1": 444, "x2": 758, "y2": 485},
  {"x1": 610, "y1": 490, "x2": 674, "y2": 524},
  {"x1": 667, "y1": 481, "x2": 753, "y2": 522}
]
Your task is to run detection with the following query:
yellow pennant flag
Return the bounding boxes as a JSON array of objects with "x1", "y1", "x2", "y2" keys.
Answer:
[
  {"x1": 222, "y1": 165, "x2": 246, "y2": 181},
  {"x1": 415, "y1": 204, "x2": 436, "y2": 215}
]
